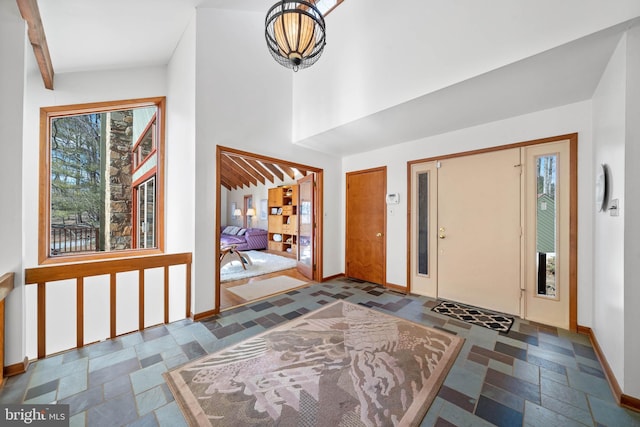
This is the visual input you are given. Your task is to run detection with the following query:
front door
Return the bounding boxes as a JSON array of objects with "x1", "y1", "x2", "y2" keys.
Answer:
[
  {"x1": 437, "y1": 149, "x2": 522, "y2": 315},
  {"x1": 297, "y1": 174, "x2": 315, "y2": 280},
  {"x1": 346, "y1": 167, "x2": 386, "y2": 285},
  {"x1": 409, "y1": 138, "x2": 575, "y2": 328}
]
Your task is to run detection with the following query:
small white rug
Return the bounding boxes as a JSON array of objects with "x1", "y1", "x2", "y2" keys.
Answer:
[
  {"x1": 227, "y1": 276, "x2": 308, "y2": 301},
  {"x1": 220, "y1": 250, "x2": 297, "y2": 283}
]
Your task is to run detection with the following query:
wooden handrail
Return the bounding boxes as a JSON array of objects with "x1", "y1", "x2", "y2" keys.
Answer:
[
  {"x1": 24, "y1": 253, "x2": 192, "y2": 359},
  {"x1": 0, "y1": 273, "x2": 15, "y2": 301},
  {"x1": 25, "y1": 252, "x2": 191, "y2": 284}
]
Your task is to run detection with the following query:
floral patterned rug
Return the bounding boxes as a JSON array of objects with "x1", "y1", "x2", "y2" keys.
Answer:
[{"x1": 164, "y1": 300, "x2": 464, "y2": 426}]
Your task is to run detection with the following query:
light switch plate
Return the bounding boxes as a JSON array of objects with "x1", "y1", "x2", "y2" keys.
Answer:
[{"x1": 610, "y1": 199, "x2": 619, "y2": 216}]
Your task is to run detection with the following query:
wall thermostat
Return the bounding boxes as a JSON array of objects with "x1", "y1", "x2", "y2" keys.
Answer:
[{"x1": 386, "y1": 193, "x2": 400, "y2": 205}]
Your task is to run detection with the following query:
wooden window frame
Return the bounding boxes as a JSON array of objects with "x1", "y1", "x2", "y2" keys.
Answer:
[
  {"x1": 131, "y1": 114, "x2": 157, "y2": 173},
  {"x1": 38, "y1": 97, "x2": 166, "y2": 265},
  {"x1": 315, "y1": 0, "x2": 344, "y2": 16}
]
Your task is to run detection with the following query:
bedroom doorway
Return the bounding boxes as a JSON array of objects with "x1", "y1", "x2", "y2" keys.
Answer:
[
  {"x1": 216, "y1": 146, "x2": 324, "y2": 312},
  {"x1": 408, "y1": 135, "x2": 577, "y2": 330}
]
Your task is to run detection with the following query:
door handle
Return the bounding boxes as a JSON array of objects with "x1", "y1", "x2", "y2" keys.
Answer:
[
  {"x1": 376, "y1": 232, "x2": 383, "y2": 237},
  {"x1": 439, "y1": 234, "x2": 446, "y2": 239}
]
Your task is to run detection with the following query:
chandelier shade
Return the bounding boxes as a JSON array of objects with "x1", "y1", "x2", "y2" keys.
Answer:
[{"x1": 265, "y1": 1, "x2": 326, "y2": 71}]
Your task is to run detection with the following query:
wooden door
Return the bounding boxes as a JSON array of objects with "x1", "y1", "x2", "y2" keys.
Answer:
[
  {"x1": 437, "y1": 149, "x2": 521, "y2": 315},
  {"x1": 346, "y1": 168, "x2": 386, "y2": 285},
  {"x1": 297, "y1": 175, "x2": 314, "y2": 279}
]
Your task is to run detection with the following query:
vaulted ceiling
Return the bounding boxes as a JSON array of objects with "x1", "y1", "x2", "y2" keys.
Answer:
[{"x1": 220, "y1": 152, "x2": 309, "y2": 191}]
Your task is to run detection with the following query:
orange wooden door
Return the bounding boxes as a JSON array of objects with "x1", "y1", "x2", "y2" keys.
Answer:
[
  {"x1": 346, "y1": 168, "x2": 386, "y2": 285},
  {"x1": 297, "y1": 174, "x2": 314, "y2": 280}
]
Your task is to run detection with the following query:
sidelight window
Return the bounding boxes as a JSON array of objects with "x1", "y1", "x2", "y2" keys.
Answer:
[
  {"x1": 417, "y1": 172, "x2": 429, "y2": 275},
  {"x1": 535, "y1": 154, "x2": 557, "y2": 297}
]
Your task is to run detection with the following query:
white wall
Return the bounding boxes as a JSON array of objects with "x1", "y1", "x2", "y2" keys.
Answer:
[
  {"x1": 293, "y1": 0, "x2": 640, "y2": 142},
  {"x1": 192, "y1": 8, "x2": 343, "y2": 315},
  {"x1": 342, "y1": 100, "x2": 594, "y2": 326},
  {"x1": 166, "y1": 13, "x2": 196, "y2": 257},
  {"x1": 623, "y1": 24, "x2": 640, "y2": 398},
  {"x1": 0, "y1": 2, "x2": 26, "y2": 367},
  {"x1": 592, "y1": 34, "x2": 627, "y2": 390}
]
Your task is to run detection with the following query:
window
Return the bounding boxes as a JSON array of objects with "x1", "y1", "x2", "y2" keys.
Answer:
[
  {"x1": 535, "y1": 154, "x2": 557, "y2": 297},
  {"x1": 417, "y1": 172, "x2": 429, "y2": 275},
  {"x1": 39, "y1": 97, "x2": 165, "y2": 263},
  {"x1": 314, "y1": 0, "x2": 344, "y2": 15}
]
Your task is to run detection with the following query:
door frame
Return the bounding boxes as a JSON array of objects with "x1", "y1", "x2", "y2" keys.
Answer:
[
  {"x1": 406, "y1": 133, "x2": 578, "y2": 331},
  {"x1": 345, "y1": 166, "x2": 387, "y2": 286},
  {"x1": 215, "y1": 146, "x2": 324, "y2": 312},
  {"x1": 296, "y1": 174, "x2": 315, "y2": 279}
]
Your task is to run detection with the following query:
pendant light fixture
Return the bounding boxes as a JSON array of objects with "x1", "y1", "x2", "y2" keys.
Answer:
[{"x1": 265, "y1": 0, "x2": 326, "y2": 72}]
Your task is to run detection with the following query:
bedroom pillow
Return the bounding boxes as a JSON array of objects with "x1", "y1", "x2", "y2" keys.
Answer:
[
  {"x1": 229, "y1": 226, "x2": 241, "y2": 235},
  {"x1": 222, "y1": 226, "x2": 234, "y2": 234},
  {"x1": 237, "y1": 228, "x2": 247, "y2": 236}
]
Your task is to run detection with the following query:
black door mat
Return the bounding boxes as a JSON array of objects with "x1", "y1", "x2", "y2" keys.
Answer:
[{"x1": 432, "y1": 300, "x2": 515, "y2": 333}]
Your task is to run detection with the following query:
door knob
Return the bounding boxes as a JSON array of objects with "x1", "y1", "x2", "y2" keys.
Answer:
[
  {"x1": 439, "y1": 234, "x2": 446, "y2": 239},
  {"x1": 439, "y1": 227, "x2": 445, "y2": 232},
  {"x1": 376, "y1": 232, "x2": 383, "y2": 237}
]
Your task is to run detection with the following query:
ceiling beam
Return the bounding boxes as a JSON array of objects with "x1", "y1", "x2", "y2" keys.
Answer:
[
  {"x1": 222, "y1": 171, "x2": 244, "y2": 190},
  {"x1": 221, "y1": 155, "x2": 257, "y2": 188},
  {"x1": 17, "y1": 0, "x2": 55, "y2": 90},
  {"x1": 231, "y1": 156, "x2": 266, "y2": 186},
  {"x1": 220, "y1": 157, "x2": 245, "y2": 189},
  {"x1": 279, "y1": 164, "x2": 296, "y2": 180},
  {"x1": 244, "y1": 158, "x2": 276, "y2": 184},
  {"x1": 262, "y1": 162, "x2": 285, "y2": 182}
]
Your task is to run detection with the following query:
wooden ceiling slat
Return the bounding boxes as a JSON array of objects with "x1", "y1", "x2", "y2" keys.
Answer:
[
  {"x1": 220, "y1": 157, "x2": 245, "y2": 189},
  {"x1": 225, "y1": 175, "x2": 248, "y2": 191},
  {"x1": 220, "y1": 174, "x2": 237, "y2": 190},
  {"x1": 232, "y1": 156, "x2": 266, "y2": 186},
  {"x1": 262, "y1": 162, "x2": 285, "y2": 182},
  {"x1": 279, "y1": 164, "x2": 296, "y2": 180},
  {"x1": 244, "y1": 158, "x2": 276, "y2": 184},
  {"x1": 220, "y1": 149, "x2": 315, "y2": 190},
  {"x1": 222, "y1": 155, "x2": 257, "y2": 188}
]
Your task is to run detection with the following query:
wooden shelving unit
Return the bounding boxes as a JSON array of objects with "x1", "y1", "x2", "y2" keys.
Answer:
[{"x1": 267, "y1": 185, "x2": 298, "y2": 255}]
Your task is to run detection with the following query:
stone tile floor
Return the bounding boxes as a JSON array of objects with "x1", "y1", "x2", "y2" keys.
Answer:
[{"x1": 2, "y1": 278, "x2": 640, "y2": 426}]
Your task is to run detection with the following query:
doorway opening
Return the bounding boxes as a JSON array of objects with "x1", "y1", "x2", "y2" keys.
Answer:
[{"x1": 215, "y1": 146, "x2": 324, "y2": 311}]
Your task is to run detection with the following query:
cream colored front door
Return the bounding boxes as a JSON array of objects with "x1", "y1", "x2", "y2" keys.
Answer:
[
  {"x1": 410, "y1": 139, "x2": 574, "y2": 328},
  {"x1": 437, "y1": 149, "x2": 522, "y2": 315},
  {"x1": 410, "y1": 149, "x2": 521, "y2": 315},
  {"x1": 523, "y1": 140, "x2": 571, "y2": 329}
]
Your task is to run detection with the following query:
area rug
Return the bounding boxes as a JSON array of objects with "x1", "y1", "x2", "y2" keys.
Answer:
[
  {"x1": 227, "y1": 276, "x2": 308, "y2": 301},
  {"x1": 432, "y1": 300, "x2": 514, "y2": 332},
  {"x1": 164, "y1": 300, "x2": 464, "y2": 427},
  {"x1": 221, "y1": 251, "x2": 296, "y2": 283}
]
